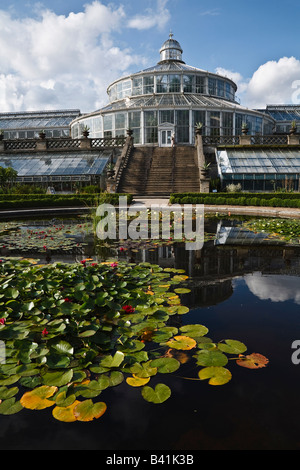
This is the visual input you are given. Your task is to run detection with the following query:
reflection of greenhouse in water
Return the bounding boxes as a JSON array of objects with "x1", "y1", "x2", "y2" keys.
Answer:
[{"x1": 122, "y1": 220, "x2": 300, "y2": 308}]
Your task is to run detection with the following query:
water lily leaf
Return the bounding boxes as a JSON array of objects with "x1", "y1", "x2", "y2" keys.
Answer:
[
  {"x1": 172, "y1": 275, "x2": 189, "y2": 282},
  {"x1": 15, "y1": 363, "x2": 40, "y2": 377},
  {"x1": 217, "y1": 340, "x2": 247, "y2": 355},
  {"x1": 174, "y1": 288, "x2": 191, "y2": 294},
  {"x1": 0, "y1": 397, "x2": 23, "y2": 415},
  {"x1": 109, "y1": 371, "x2": 124, "y2": 387},
  {"x1": 141, "y1": 384, "x2": 171, "y2": 404},
  {"x1": 180, "y1": 324, "x2": 208, "y2": 338},
  {"x1": 54, "y1": 389, "x2": 76, "y2": 407},
  {"x1": 73, "y1": 399, "x2": 107, "y2": 421},
  {"x1": 42, "y1": 369, "x2": 73, "y2": 387},
  {"x1": 194, "y1": 350, "x2": 228, "y2": 367},
  {"x1": 150, "y1": 357, "x2": 180, "y2": 373},
  {"x1": 236, "y1": 353, "x2": 269, "y2": 369},
  {"x1": 52, "y1": 400, "x2": 81, "y2": 422},
  {"x1": 0, "y1": 386, "x2": 19, "y2": 399},
  {"x1": 126, "y1": 375, "x2": 150, "y2": 387},
  {"x1": 130, "y1": 361, "x2": 157, "y2": 378},
  {"x1": 99, "y1": 351, "x2": 125, "y2": 368},
  {"x1": 76, "y1": 380, "x2": 103, "y2": 398},
  {"x1": 19, "y1": 375, "x2": 42, "y2": 389},
  {"x1": 20, "y1": 385, "x2": 57, "y2": 409},
  {"x1": 165, "y1": 335, "x2": 196, "y2": 350},
  {"x1": 175, "y1": 306, "x2": 189, "y2": 315},
  {"x1": 198, "y1": 366, "x2": 232, "y2": 385},
  {"x1": 0, "y1": 374, "x2": 21, "y2": 386},
  {"x1": 50, "y1": 340, "x2": 74, "y2": 356},
  {"x1": 5, "y1": 288, "x2": 19, "y2": 299},
  {"x1": 46, "y1": 354, "x2": 70, "y2": 369}
]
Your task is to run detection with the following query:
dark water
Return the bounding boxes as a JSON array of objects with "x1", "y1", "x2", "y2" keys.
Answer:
[{"x1": 1, "y1": 217, "x2": 300, "y2": 450}]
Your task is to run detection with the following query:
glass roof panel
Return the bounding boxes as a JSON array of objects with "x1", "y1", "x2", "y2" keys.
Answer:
[
  {"x1": 0, "y1": 152, "x2": 110, "y2": 178},
  {"x1": 217, "y1": 148, "x2": 300, "y2": 174}
]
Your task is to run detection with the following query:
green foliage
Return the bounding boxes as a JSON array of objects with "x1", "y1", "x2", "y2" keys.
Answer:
[
  {"x1": 170, "y1": 192, "x2": 300, "y2": 208},
  {"x1": 243, "y1": 217, "x2": 300, "y2": 243},
  {"x1": 0, "y1": 193, "x2": 132, "y2": 209},
  {"x1": 0, "y1": 258, "x2": 268, "y2": 423},
  {"x1": 0, "y1": 220, "x2": 92, "y2": 254}
]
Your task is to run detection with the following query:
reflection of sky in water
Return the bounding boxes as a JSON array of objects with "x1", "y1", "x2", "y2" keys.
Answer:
[{"x1": 244, "y1": 272, "x2": 300, "y2": 304}]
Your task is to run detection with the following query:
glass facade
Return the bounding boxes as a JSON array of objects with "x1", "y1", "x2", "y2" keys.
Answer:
[
  {"x1": 0, "y1": 151, "x2": 115, "y2": 182},
  {"x1": 217, "y1": 148, "x2": 300, "y2": 191},
  {"x1": 107, "y1": 72, "x2": 237, "y2": 102},
  {"x1": 70, "y1": 35, "x2": 275, "y2": 146},
  {"x1": 0, "y1": 110, "x2": 80, "y2": 139}
]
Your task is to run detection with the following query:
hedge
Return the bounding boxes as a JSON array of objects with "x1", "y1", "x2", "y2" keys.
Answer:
[
  {"x1": 169, "y1": 192, "x2": 300, "y2": 208},
  {"x1": 0, "y1": 193, "x2": 133, "y2": 210}
]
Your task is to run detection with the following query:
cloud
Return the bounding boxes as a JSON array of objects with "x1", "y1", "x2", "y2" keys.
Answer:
[
  {"x1": 0, "y1": 1, "x2": 142, "y2": 112},
  {"x1": 199, "y1": 8, "x2": 220, "y2": 16},
  {"x1": 245, "y1": 57, "x2": 300, "y2": 108},
  {"x1": 244, "y1": 273, "x2": 300, "y2": 304},
  {"x1": 127, "y1": 0, "x2": 170, "y2": 31},
  {"x1": 216, "y1": 57, "x2": 300, "y2": 108},
  {"x1": 215, "y1": 67, "x2": 249, "y2": 94}
]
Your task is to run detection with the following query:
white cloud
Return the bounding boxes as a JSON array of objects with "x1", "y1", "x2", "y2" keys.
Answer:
[
  {"x1": 244, "y1": 273, "x2": 300, "y2": 304},
  {"x1": 0, "y1": 1, "x2": 142, "y2": 112},
  {"x1": 245, "y1": 57, "x2": 300, "y2": 108},
  {"x1": 127, "y1": 0, "x2": 170, "y2": 31},
  {"x1": 216, "y1": 57, "x2": 300, "y2": 109},
  {"x1": 199, "y1": 8, "x2": 220, "y2": 16},
  {"x1": 215, "y1": 67, "x2": 249, "y2": 94}
]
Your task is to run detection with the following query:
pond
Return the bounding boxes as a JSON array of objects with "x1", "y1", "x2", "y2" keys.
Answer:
[{"x1": 0, "y1": 214, "x2": 300, "y2": 451}]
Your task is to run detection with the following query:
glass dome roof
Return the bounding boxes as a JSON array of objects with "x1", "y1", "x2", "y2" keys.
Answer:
[{"x1": 159, "y1": 32, "x2": 184, "y2": 63}]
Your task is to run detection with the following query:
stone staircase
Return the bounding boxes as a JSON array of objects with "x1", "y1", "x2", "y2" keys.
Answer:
[
  {"x1": 173, "y1": 146, "x2": 200, "y2": 193},
  {"x1": 144, "y1": 147, "x2": 174, "y2": 196},
  {"x1": 117, "y1": 146, "x2": 153, "y2": 195},
  {"x1": 117, "y1": 145, "x2": 200, "y2": 196}
]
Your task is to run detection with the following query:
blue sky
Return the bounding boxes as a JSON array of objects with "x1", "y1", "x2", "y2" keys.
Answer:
[{"x1": 1, "y1": 0, "x2": 300, "y2": 112}]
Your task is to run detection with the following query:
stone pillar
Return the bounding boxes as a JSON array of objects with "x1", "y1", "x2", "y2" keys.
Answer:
[
  {"x1": 195, "y1": 133, "x2": 210, "y2": 192},
  {"x1": 36, "y1": 140, "x2": 47, "y2": 151},
  {"x1": 106, "y1": 176, "x2": 116, "y2": 193},
  {"x1": 288, "y1": 134, "x2": 300, "y2": 145},
  {"x1": 200, "y1": 178, "x2": 210, "y2": 193},
  {"x1": 79, "y1": 138, "x2": 92, "y2": 149},
  {"x1": 239, "y1": 135, "x2": 251, "y2": 145}
]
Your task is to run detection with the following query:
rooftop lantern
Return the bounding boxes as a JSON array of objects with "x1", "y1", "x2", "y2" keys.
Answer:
[{"x1": 158, "y1": 32, "x2": 185, "y2": 64}]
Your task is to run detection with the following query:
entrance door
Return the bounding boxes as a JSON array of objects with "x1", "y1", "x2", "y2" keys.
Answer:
[{"x1": 161, "y1": 129, "x2": 173, "y2": 146}]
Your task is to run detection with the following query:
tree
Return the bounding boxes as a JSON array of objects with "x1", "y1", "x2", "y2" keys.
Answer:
[{"x1": 0, "y1": 166, "x2": 18, "y2": 191}]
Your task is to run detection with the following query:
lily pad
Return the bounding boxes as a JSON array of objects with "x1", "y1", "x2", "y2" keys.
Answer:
[
  {"x1": 198, "y1": 366, "x2": 232, "y2": 385},
  {"x1": 141, "y1": 383, "x2": 171, "y2": 404},
  {"x1": 0, "y1": 397, "x2": 23, "y2": 415},
  {"x1": 42, "y1": 369, "x2": 73, "y2": 387},
  {"x1": 150, "y1": 357, "x2": 180, "y2": 373},
  {"x1": 126, "y1": 375, "x2": 150, "y2": 387},
  {"x1": 165, "y1": 335, "x2": 196, "y2": 350},
  {"x1": 236, "y1": 353, "x2": 269, "y2": 369},
  {"x1": 20, "y1": 385, "x2": 57, "y2": 410},
  {"x1": 73, "y1": 399, "x2": 107, "y2": 421},
  {"x1": 52, "y1": 400, "x2": 81, "y2": 422},
  {"x1": 194, "y1": 350, "x2": 228, "y2": 367},
  {"x1": 217, "y1": 340, "x2": 247, "y2": 355}
]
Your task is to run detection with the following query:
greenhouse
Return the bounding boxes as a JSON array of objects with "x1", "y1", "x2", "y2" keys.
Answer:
[
  {"x1": 0, "y1": 109, "x2": 80, "y2": 140},
  {"x1": 216, "y1": 148, "x2": 300, "y2": 191},
  {"x1": 0, "y1": 150, "x2": 113, "y2": 188},
  {"x1": 70, "y1": 34, "x2": 275, "y2": 146}
]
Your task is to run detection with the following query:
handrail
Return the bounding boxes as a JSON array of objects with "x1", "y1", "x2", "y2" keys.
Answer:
[
  {"x1": 114, "y1": 137, "x2": 134, "y2": 191},
  {"x1": 202, "y1": 134, "x2": 293, "y2": 146},
  {"x1": 0, "y1": 136, "x2": 126, "y2": 153}
]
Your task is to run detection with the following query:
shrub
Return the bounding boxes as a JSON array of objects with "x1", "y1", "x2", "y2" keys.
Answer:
[{"x1": 169, "y1": 192, "x2": 300, "y2": 209}]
